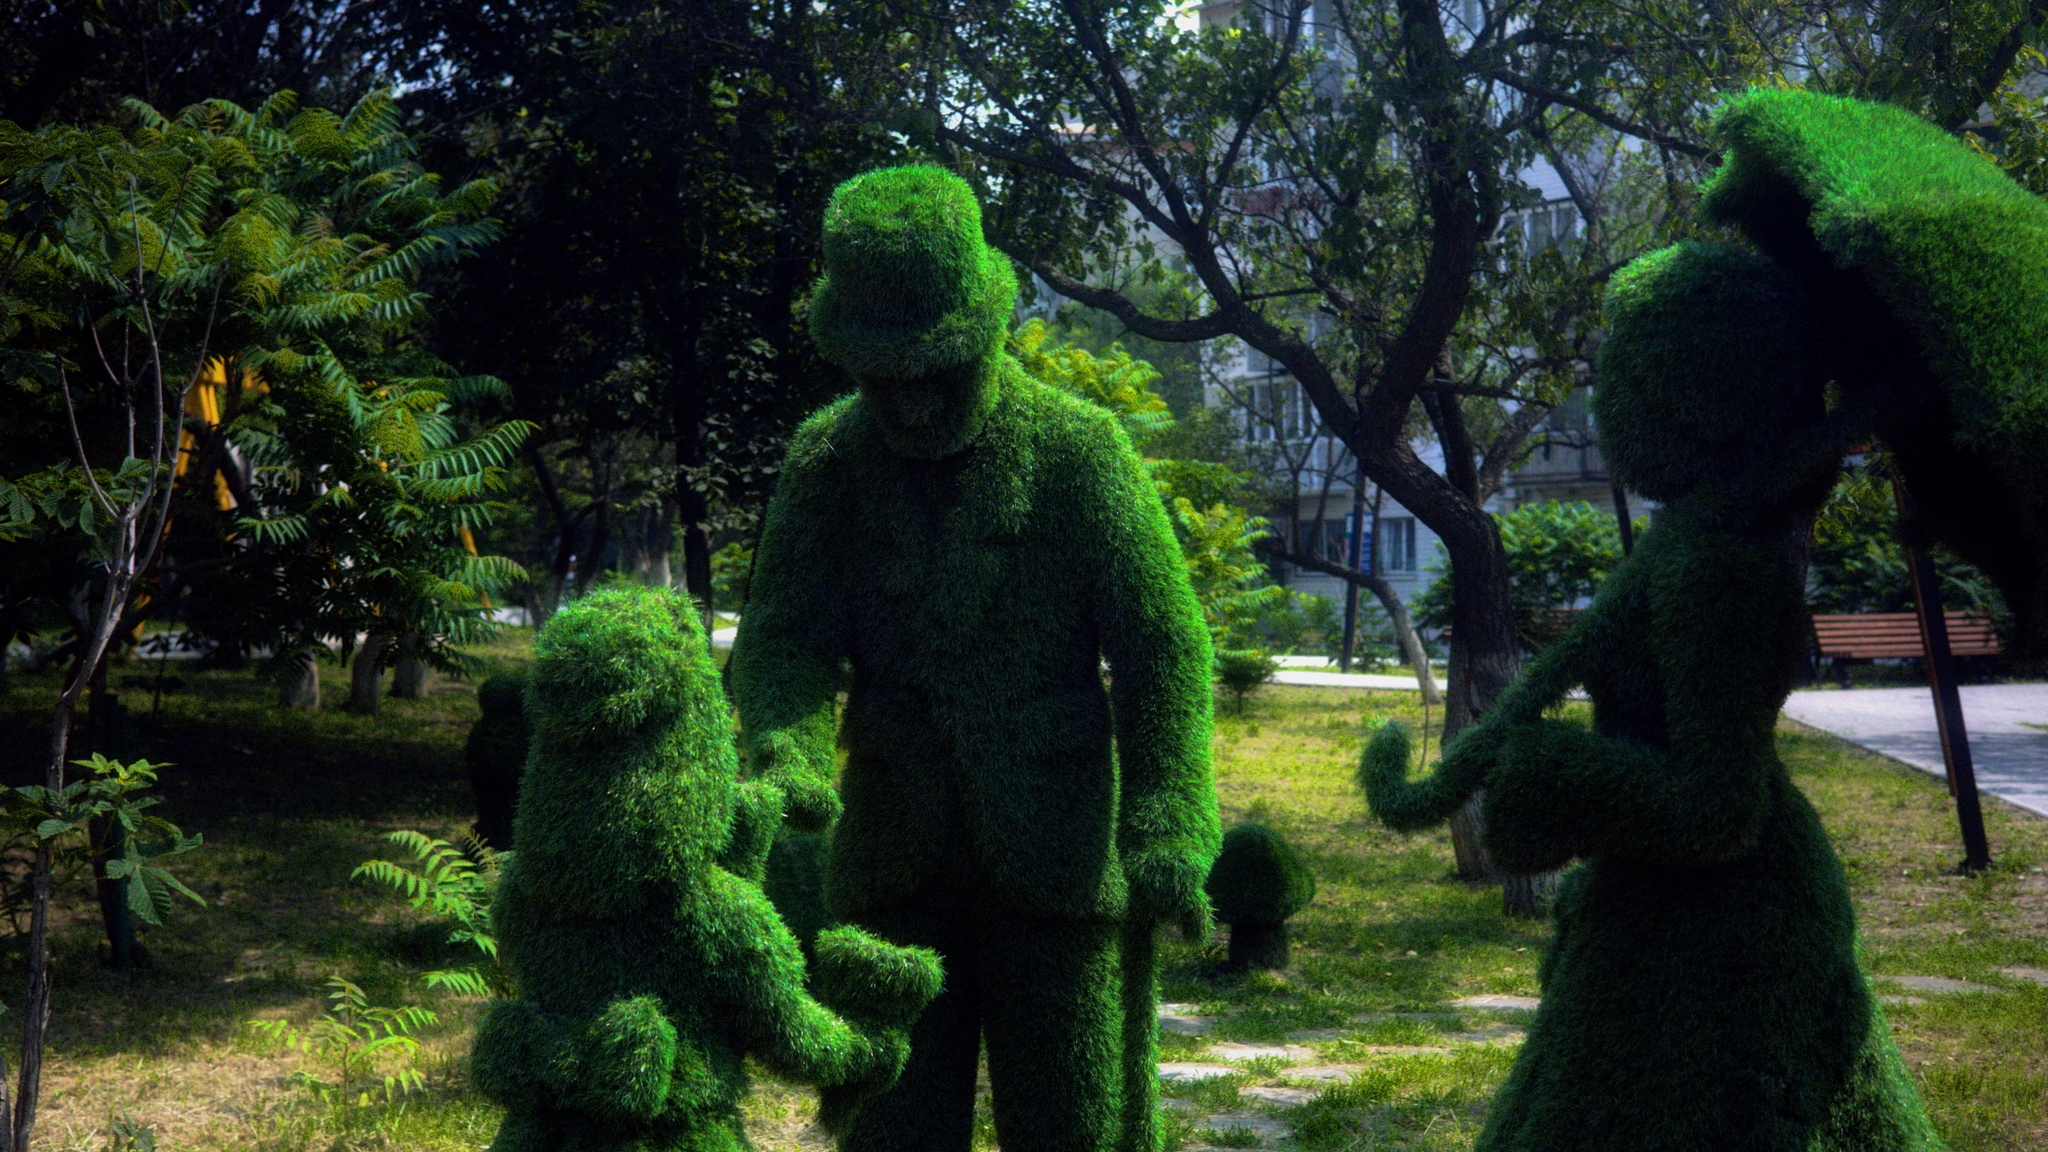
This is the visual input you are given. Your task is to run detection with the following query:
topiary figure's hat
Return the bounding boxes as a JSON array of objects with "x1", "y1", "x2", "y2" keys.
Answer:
[
  {"x1": 808, "y1": 166, "x2": 1019, "y2": 379},
  {"x1": 1700, "y1": 88, "x2": 2048, "y2": 656}
]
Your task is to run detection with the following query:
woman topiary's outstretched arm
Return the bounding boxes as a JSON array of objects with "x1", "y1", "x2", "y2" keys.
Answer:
[
  {"x1": 1478, "y1": 537, "x2": 1791, "y2": 872},
  {"x1": 730, "y1": 406, "x2": 854, "y2": 832},
  {"x1": 1358, "y1": 720, "x2": 1491, "y2": 831},
  {"x1": 1359, "y1": 605, "x2": 1596, "y2": 832}
]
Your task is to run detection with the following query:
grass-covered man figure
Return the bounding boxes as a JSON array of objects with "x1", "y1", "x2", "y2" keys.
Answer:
[{"x1": 730, "y1": 166, "x2": 1220, "y2": 1152}]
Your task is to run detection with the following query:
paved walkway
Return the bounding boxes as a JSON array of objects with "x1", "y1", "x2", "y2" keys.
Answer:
[{"x1": 1781, "y1": 684, "x2": 2048, "y2": 819}]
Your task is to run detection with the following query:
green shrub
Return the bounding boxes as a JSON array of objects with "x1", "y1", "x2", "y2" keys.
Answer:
[
  {"x1": 1204, "y1": 823, "x2": 1315, "y2": 970},
  {"x1": 1215, "y1": 649, "x2": 1278, "y2": 714}
]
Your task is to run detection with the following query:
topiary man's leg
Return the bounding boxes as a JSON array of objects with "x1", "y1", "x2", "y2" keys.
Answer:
[{"x1": 981, "y1": 915, "x2": 1125, "y2": 1152}]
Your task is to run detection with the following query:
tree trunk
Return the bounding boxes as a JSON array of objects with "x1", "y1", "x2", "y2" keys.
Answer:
[
  {"x1": 280, "y1": 650, "x2": 321, "y2": 710},
  {"x1": 390, "y1": 633, "x2": 428, "y2": 699},
  {"x1": 349, "y1": 633, "x2": 388, "y2": 713},
  {"x1": 86, "y1": 665, "x2": 141, "y2": 969},
  {"x1": 391, "y1": 657, "x2": 428, "y2": 699},
  {"x1": 1340, "y1": 477, "x2": 1368, "y2": 672},
  {"x1": 1435, "y1": 519, "x2": 1557, "y2": 916}
]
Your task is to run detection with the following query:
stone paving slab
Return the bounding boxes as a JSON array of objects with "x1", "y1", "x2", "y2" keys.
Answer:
[
  {"x1": 1240, "y1": 1085, "x2": 1320, "y2": 1107},
  {"x1": 1199, "y1": 1112, "x2": 1291, "y2": 1140},
  {"x1": 1879, "y1": 975, "x2": 2001, "y2": 994},
  {"x1": 1781, "y1": 684, "x2": 2048, "y2": 818},
  {"x1": 1449, "y1": 994, "x2": 1541, "y2": 1011},
  {"x1": 1161, "y1": 1012, "x2": 1219, "y2": 1036},
  {"x1": 1998, "y1": 966, "x2": 2048, "y2": 985},
  {"x1": 1159, "y1": 1062, "x2": 1241, "y2": 1084},
  {"x1": 1210, "y1": 1042, "x2": 1318, "y2": 1062},
  {"x1": 1279, "y1": 1064, "x2": 1363, "y2": 1082}
]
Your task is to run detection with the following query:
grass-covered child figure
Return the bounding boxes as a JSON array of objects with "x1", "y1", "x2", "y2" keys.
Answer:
[
  {"x1": 472, "y1": 587, "x2": 942, "y2": 1152},
  {"x1": 1361, "y1": 240, "x2": 1945, "y2": 1151},
  {"x1": 729, "y1": 166, "x2": 1220, "y2": 1152}
]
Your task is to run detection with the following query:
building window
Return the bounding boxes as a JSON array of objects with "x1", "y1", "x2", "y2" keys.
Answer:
[
  {"x1": 1296, "y1": 517, "x2": 1348, "y2": 565},
  {"x1": 1383, "y1": 517, "x2": 1418, "y2": 573}
]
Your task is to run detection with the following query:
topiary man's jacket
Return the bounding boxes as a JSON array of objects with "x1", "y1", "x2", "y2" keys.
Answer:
[{"x1": 730, "y1": 359, "x2": 1218, "y2": 924}]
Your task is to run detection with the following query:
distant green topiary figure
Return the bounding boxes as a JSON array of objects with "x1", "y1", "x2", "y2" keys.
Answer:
[
  {"x1": 730, "y1": 165, "x2": 1219, "y2": 1152},
  {"x1": 1361, "y1": 239, "x2": 1945, "y2": 1150},
  {"x1": 1700, "y1": 88, "x2": 2048, "y2": 658},
  {"x1": 465, "y1": 672, "x2": 529, "y2": 849},
  {"x1": 1204, "y1": 823, "x2": 1315, "y2": 971},
  {"x1": 472, "y1": 587, "x2": 941, "y2": 1152}
]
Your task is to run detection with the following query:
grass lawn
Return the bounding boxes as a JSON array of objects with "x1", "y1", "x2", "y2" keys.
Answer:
[{"x1": 0, "y1": 645, "x2": 2042, "y2": 1150}]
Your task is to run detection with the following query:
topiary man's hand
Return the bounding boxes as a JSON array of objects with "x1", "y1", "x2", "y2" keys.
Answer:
[{"x1": 1126, "y1": 849, "x2": 1214, "y2": 942}]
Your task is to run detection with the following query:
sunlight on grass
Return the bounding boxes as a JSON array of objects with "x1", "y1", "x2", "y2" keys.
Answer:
[{"x1": 0, "y1": 659, "x2": 2041, "y2": 1150}]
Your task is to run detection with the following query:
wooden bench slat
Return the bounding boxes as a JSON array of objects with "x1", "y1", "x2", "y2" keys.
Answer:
[{"x1": 1812, "y1": 611, "x2": 2001, "y2": 658}]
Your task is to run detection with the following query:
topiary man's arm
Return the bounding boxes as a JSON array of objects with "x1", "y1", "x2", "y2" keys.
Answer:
[
  {"x1": 1087, "y1": 426, "x2": 1221, "y2": 940},
  {"x1": 730, "y1": 409, "x2": 852, "y2": 832},
  {"x1": 1476, "y1": 537, "x2": 1787, "y2": 873}
]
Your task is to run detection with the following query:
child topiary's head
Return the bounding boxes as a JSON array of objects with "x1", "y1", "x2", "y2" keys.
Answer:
[
  {"x1": 527, "y1": 588, "x2": 719, "y2": 747},
  {"x1": 1205, "y1": 823, "x2": 1316, "y2": 926},
  {"x1": 477, "y1": 672, "x2": 525, "y2": 720},
  {"x1": 1594, "y1": 241, "x2": 1827, "y2": 504},
  {"x1": 516, "y1": 587, "x2": 741, "y2": 889}
]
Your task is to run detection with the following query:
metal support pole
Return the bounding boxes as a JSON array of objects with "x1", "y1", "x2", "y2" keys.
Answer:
[{"x1": 1894, "y1": 481, "x2": 1993, "y2": 875}]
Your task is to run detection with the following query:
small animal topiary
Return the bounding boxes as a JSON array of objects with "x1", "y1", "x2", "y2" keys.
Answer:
[
  {"x1": 464, "y1": 672, "x2": 529, "y2": 849},
  {"x1": 1204, "y1": 823, "x2": 1315, "y2": 971},
  {"x1": 471, "y1": 587, "x2": 941, "y2": 1152}
]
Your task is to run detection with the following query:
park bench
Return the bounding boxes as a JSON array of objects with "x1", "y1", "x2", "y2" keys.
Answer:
[{"x1": 1810, "y1": 611, "x2": 2001, "y2": 685}]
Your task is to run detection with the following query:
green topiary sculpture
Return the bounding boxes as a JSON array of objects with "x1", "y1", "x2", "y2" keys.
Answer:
[
  {"x1": 465, "y1": 672, "x2": 529, "y2": 849},
  {"x1": 729, "y1": 165, "x2": 1220, "y2": 1152},
  {"x1": 1360, "y1": 239, "x2": 1945, "y2": 1150},
  {"x1": 1700, "y1": 88, "x2": 2048, "y2": 658},
  {"x1": 1204, "y1": 823, "x2": 1315, "y2": 971},
  {"x1": 472, "y1": 587, "x2": 942, "y2": 1152}
]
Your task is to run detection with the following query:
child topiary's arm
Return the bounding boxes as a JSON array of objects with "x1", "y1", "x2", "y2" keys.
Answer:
[
  {"x1": 1086, "y1": 423, "x2": 1222, "y2": 940},
  {"x1": 718, "y1": 880, "x2": 930, "y2": 1108},
  {"x1": 1477, "y1": 539, "x2": 1787, "y2": 871},
  {"x1": 730, "y1": 408, "x2": 853, "y2": 832}
]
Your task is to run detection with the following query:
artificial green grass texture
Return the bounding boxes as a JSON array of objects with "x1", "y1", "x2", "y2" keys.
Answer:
[
  {"x1": 1701, "y1": 89, "x2": 2048, "y2": 657},
  {"x1": 463, "y1": 671, "x2": 527, "y2": 849},
  {"x1": 731, "y1": 364, "x2": 1218, "y2": 1152},
  {"x1": 2, "y1": 663, "x2": 2045, "y2": 1150},
  {"x1": 1206, "y1": 823, "x2": 1317, "y2": 970},
  {"x1": 733, "y1": 166, "x2": 1218, "y2": 1152},
  {"x1": 1362, "y1": 240, "x2": 1943, "y2": 1151},
  {"x1": 473, "y1": 587, "x2": 940, "y2": 1151},
  {"x1": 808, "y1": 165, "x2": 1020, "y2": 384}
]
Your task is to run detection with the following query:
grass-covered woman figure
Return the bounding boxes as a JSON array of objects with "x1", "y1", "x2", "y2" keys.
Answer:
[
  {"x1": 471, "y1": 587, "x2": 941, "y2": 1152},
  {"x1": 729, "y1": 166, "x2": 1219, "y2": 1152},
  {"x1": 1360, "y1": 239, "x2": 1946, "y2": 1151}
]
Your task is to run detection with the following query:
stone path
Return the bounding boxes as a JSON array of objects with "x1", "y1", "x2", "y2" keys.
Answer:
[
  {"x1": 1270, "y1": 668, "x2": 1429, "y2": 691},
  {"x1": 1781, "y1": 683, "x2": 2048, "y2": 817}
]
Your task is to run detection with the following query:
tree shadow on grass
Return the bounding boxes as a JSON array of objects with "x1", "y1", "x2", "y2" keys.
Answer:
[{"x1": 0, "y1": 661, "x2": 504, "y2": 1058}]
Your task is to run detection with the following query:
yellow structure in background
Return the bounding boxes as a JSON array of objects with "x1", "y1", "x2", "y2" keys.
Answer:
[{"x1": 174, "y1": 358, "x2": 265, "y2": 513}]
